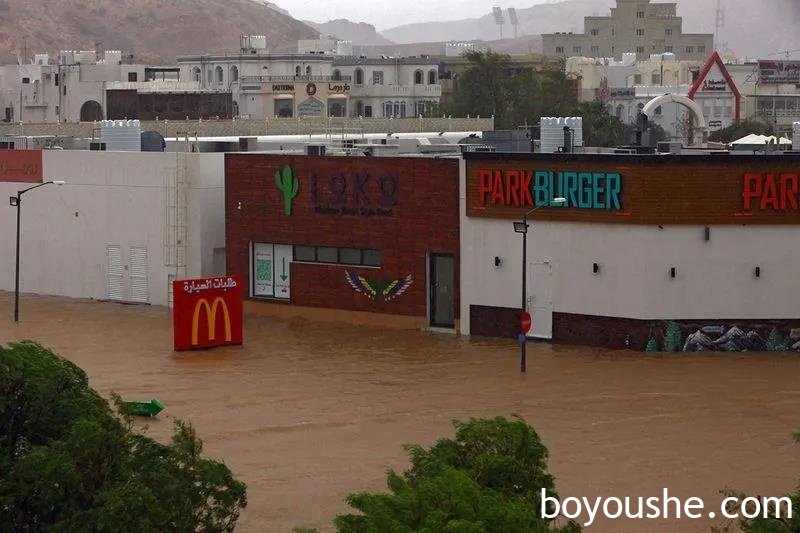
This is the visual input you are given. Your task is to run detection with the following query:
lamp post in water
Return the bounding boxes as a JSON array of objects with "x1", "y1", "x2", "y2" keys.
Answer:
[
  {"x1": 9, "y1": 180, "x2": 65, "y2": 322},
  {"x1": 513, "y1": 197, "x2": 566, "y2": 372}
]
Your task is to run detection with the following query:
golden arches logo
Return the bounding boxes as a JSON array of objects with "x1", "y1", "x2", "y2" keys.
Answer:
[{"x1": 191, "y1": 297, "x2": 232, "y2": 346}]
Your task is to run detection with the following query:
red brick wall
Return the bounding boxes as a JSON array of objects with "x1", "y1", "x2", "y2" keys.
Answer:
[{"x1": 225, "y1": 154, "x2": 460, "y2": 319}]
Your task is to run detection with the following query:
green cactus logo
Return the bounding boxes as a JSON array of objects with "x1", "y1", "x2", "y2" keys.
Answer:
[{"x1": 274, "y1": 164, "x2": 299, "y2": 216}]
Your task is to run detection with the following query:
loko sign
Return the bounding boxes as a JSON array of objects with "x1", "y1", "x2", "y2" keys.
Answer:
[
  {"x1": 173, "y1": 276, "x2": 243, "y2": 351},
  {"x1": 478, "y1": 168, "x2": 622, "y2": 209}
]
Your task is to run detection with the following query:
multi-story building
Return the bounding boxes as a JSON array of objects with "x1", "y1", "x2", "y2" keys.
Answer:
[
  {"x1": 543, "y1": 0, "x2": 713, "y2": 62},
  {"x1": 728, "y1": 59, "x2": 800, "y2": 136},
  {"x1": 0, "y1": 50, "x2": 146, "y2": 123},
  {"x1": 177, "y1": 36, "x2": 443, "y2": 119}
]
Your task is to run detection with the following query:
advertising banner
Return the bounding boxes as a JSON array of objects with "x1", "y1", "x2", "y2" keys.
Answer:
[
  {"x1": 173, "y1": 275, "x2": 243, "y2": 351},
  {"x1": 0, "y1": 150, "x2": 43, "y2": 183},
  {"x1": 758, "y1": 60, "x2": 800, "y2": 84}
]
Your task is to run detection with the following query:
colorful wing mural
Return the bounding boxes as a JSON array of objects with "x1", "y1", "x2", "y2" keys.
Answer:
[{"x1": 345, "y1": 271, "x2": 413, "y2": 302}]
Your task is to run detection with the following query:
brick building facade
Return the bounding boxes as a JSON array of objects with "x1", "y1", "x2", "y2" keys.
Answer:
[{"x1": 225, "y1": 154, "x2": 460, "y2": 328}]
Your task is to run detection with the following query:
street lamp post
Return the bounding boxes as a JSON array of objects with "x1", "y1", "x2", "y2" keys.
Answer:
[
  {"x1": 513, "y1": 197, "x2": 566, "y2": 372},
  {"x1": 10, "y1": 180, "x2": 65, "y2": 322}
]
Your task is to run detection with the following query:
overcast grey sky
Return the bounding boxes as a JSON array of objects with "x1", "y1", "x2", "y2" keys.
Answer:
[{"x1": 273, "y1": 0, "x2": 547, "y2": 30}]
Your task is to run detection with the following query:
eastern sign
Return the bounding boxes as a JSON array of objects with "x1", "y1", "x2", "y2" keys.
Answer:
[
  {"x1": 701, "y1": 79, "x2": 727, "y2": 91},
  {"x1": 173, "y1": 276, "x2": 243, "y2": 351},
  {"x1": 272, "y1": 84, "x2": 294, "y2": 92},
  {"x1": 758, "y1": 60, "x2": 800, "y2": 85},
  {"x1": 477, "y1": 168, "x2": 622, "y2": 209},
  {"x1": 742, "y1": 173, "x2": 800, "y2": 211},
  {"x1": 328, "y1": 82, "x2": 351, "y2": 93},
  {"x1": 253, "y1": 243, "x2": 274, "y2": 297},
  {"x1": 0, "y1": 149, "x2": 43, "y2": 183},
  {"x1": 298, "y1": 97, "x2": 324, "y2": 117}
]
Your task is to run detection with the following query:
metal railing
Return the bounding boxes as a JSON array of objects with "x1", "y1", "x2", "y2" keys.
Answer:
[{"x1": 238, "y1": 74, "x2": 352, "y2": 83}]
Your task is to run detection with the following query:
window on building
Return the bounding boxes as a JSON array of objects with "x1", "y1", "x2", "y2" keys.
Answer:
[
  {"x1": 206, "y1": 69, "x2": 212, "y2": 84},
  {"x1": 428, "y1": 69, "x2": 436, "y2": 84},
  {"x1": 364, "y1": 105, "x2": 372, "y2": 117},
  {"x1": 215, "y1": 66, "x2": 224, "y2": 84},
  {"x1": 21, "y1": 77, "x2": 29, "y2": 84},
  {"x1": 652, "y1": 70, "x2": 661, "y2": 84},
  {"x1": 384, "y1": 101, "x2": 393, "y2": 117},
  {"x1": 306, "y1": 66, "x2": 312, "y2": 76},
  {"x1": 295, "y1": 65, "x2": 301, "y2": 76},
  {"x1": 665, "y1": 28, "x2": 673, "y2": 36},
  {"x1": 634, "y1": 73, "x2": 642, "y2": 84},
  {"x1": 332, "y1": 69, "x2": 341, "y2": 80},
  {"x1": 573, "y1": 46, "x2": 582, "y2": 54},
  {"x1": 686, "y1": 46, "x2": 695, "y2": 53},
  {"x1": 616, "y1": 104, "x2": 624, "y2": 119},
  {"x1": 328, "y1": 99, "x2": 347, "y2": 117},
  {"x1": 636, "y1": 10, "x2": 645, "y2": 18},
  {"x1": 355, "y1": 68, "x2": 364, "y2": 85},
  {"x1": 400, "y1": 101, "x2": 406, "y2": 117},
  {"x1": 698, "y1": 46, "x2": 706, "y2": 54},
  {"x1": 636, "y1": 46, "x2": 645, "y2": 53},
  {"x1": 636, "y1": 29, "x2": 645, "y2": 36},
  {"x1": 232, "y1": 101, "x2": 239, "y2": 116},
  {"x1": 192, "y1": 67, "x2": 200, "y2": 82},
  {"x1": 292, "y1": 246, "x2": 382, "y2": 267},
  {"x1": 665, "y1": 45, "x2": 673, "y2": 53},
  {"x1": 230, "y1": 66, "x2": 239, "y2": 83},
  {"x1": 274, "y1": 98, "x2": 293, "y2": 118},
  {"x1": 54, "y1": 73, "x2": 59, "y2": 86},
  {"x1": 373, "y1": 70, "x2": 384, "y2": 85},
  {"x1": 591, "y1": 45, "x2": 600, "y2": 55},
  {"x1": 356, "y1": 101, "x2": 364, "y2": 117},
  {"x1": 590, "y1": 28, "x2": 599, "y2": 36},
  {"x1": 414, "y1": 69, "x2": 423, "y2": 85},
  {"x1": 555, "y1": 46, "x2": 565, "y2": 54},
  {"x1": 128, "y1": 72, "x2": 137, "y2": 82}
]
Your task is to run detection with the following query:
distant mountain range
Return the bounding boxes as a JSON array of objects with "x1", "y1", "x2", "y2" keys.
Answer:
[
  {"x1": 0, "y1": 0, "x2": 317, "y2": 64},
  {"x1": 376, "y1": 0, "x2": 798, "y2": 60},
  {"x1": 304, "y1": 19, "x2": 394, "y2": 47}
]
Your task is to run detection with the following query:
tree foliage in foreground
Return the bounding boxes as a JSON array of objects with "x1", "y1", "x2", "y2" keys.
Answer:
[
  {"x1": 0, "y1": 341, "x2": 246, "y2": 532},
  {"x1": 331, "y1": 416, "x2": 581, "y2": 533}
]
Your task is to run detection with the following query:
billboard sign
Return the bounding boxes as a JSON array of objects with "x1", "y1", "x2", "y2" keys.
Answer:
[
  {"x1": 173, "y1": 275, "x2": 243, "y2": 351},
  {"x1": 0, "y1": 150, "x2": 43, "y2": 183},
  {"x1": 758, "y1": 60, "x2": 800, "y2": 84}
]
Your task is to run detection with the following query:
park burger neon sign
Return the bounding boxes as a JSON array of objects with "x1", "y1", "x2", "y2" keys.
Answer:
[{"x1": 478, "y1": 168, "x2": 622, "y2": 209}]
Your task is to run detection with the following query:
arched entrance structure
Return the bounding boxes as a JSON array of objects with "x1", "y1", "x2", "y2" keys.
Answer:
[
  {"x1": 641, "y1": 93, "x2": 707, "y2": 146},
  {"x1": 80, "y1": 100, "x2": 103, "y2": 122}
]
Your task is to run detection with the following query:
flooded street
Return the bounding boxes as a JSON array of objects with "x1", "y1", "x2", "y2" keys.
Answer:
[{"x1": 3, "y1": 293, "x2": 800, "y2": 532}]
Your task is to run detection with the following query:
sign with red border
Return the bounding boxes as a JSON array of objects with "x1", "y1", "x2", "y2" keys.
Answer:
[{"x1": 0, "y1": 150, "x2": 43, "y2": 183}]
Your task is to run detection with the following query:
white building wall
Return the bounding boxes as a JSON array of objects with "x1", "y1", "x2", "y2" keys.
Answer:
[
  {"x1": 0, "y1": 151, "x2": 225, "y2": 308},
  {"x1": 459, "y1": 166, "x2": 800, "y2": 335}
]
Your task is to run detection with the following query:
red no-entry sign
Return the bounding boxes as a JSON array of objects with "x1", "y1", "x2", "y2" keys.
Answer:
[{"x1": 521, "y1": 312, "x2": 532, "y2": 334}]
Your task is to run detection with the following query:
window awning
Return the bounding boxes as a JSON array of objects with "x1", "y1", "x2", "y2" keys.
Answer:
[
  {"x1": 327, "y1": 94, "x2": 348, "y2": 99},
  {"x1": 274, "y1": 94, "x2": 294, "y2": 99}
]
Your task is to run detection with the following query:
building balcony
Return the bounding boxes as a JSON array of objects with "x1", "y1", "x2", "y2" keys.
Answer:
[
  {"x1": 238, "y1": 74, "x2": 351, "y2": 83},
  {"x1": 349, "y1": 84, "x2": 442, "y2": 98}
]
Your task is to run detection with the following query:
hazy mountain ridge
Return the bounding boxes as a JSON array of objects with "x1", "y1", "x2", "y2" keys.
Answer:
[
  {"x1": 304, "y1": 19, "x2": 395, "y2": 46},
  {"x1": 0, "y1": 0, "x2": 318, "y2": 64},
  {"x1": 379, "y1": 0, "x2": 798, "y2": 59}
]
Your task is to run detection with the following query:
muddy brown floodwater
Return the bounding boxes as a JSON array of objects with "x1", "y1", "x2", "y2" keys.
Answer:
[{"x1": 3, "y1": 293, "x2": 800, "y2": 532}]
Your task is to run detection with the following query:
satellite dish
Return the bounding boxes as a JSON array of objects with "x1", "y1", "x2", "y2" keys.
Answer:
[{"x1": 141, "y1": 131, "x2": 166, "y2": 152}]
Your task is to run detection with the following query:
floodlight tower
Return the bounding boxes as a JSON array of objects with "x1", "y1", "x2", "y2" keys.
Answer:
[
  {"x1": 508, "y1": 8, "x2": 519, "y2": 40},
  {"x1": 492, "y1": 7, "x2": 505, "y2": 40}
]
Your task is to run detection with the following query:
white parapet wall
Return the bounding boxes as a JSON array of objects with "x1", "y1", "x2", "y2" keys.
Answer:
[{"x1": 0, "y1": 150, "x2": 225, "y2": 307}]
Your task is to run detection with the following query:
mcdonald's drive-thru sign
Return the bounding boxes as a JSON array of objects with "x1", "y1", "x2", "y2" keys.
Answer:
[{"x1": 173, "y1": 275, "x2": 243, "y2": 351}]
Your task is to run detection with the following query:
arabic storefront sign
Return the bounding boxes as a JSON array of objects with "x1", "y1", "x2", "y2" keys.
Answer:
[
  {"x1": 173, "y1": 275, "x2": 243, "y2": 351},
  {"x1": 477, "y1": 168, "x2": 622, "y2": 209},
  {"x1": 701, "y1": 79, "x2": 727, "y2": 91},
  {"x1": 272, "y1": 84, "x2": 294, "y2": 92},
  {"x1": 328, "y1": 82, "x2": 351, "y2": 93},
  {"x1": 758, "y1": 60, "x2": 800, "y2": 85},
  {"x1": 298, "y1": 97, "x2": 324, "y2": 117},
  {"x1": 0, "y1": 150, "x2": 43, "y2": 183}
]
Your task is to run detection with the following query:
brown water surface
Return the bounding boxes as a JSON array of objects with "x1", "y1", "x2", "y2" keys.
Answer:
[{"x1": 2, "y1": 293, "x2": 800, "y2": 532}]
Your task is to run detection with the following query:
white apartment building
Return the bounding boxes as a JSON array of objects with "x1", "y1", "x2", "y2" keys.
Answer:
[
  {"x1": 176, "y1": 36, "x2": 442, "y2": 119},
  {"x1": 0, "y1": 50, "x2": 145, "y2": 123}
]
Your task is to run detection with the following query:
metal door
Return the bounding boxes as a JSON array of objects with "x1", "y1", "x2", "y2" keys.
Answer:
[
  {"x1": 528, "y1": 260, "x2": 554, "y2": 339},
  {"x1": 429, "y1": 254, "x2": 455, "y2": 328},
  {"x1": 106, "y1": 245, "x2": 124, "y2": 301},
  {"x1": 128, "y1": 246, "x2": 149, "y2": 303}
]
